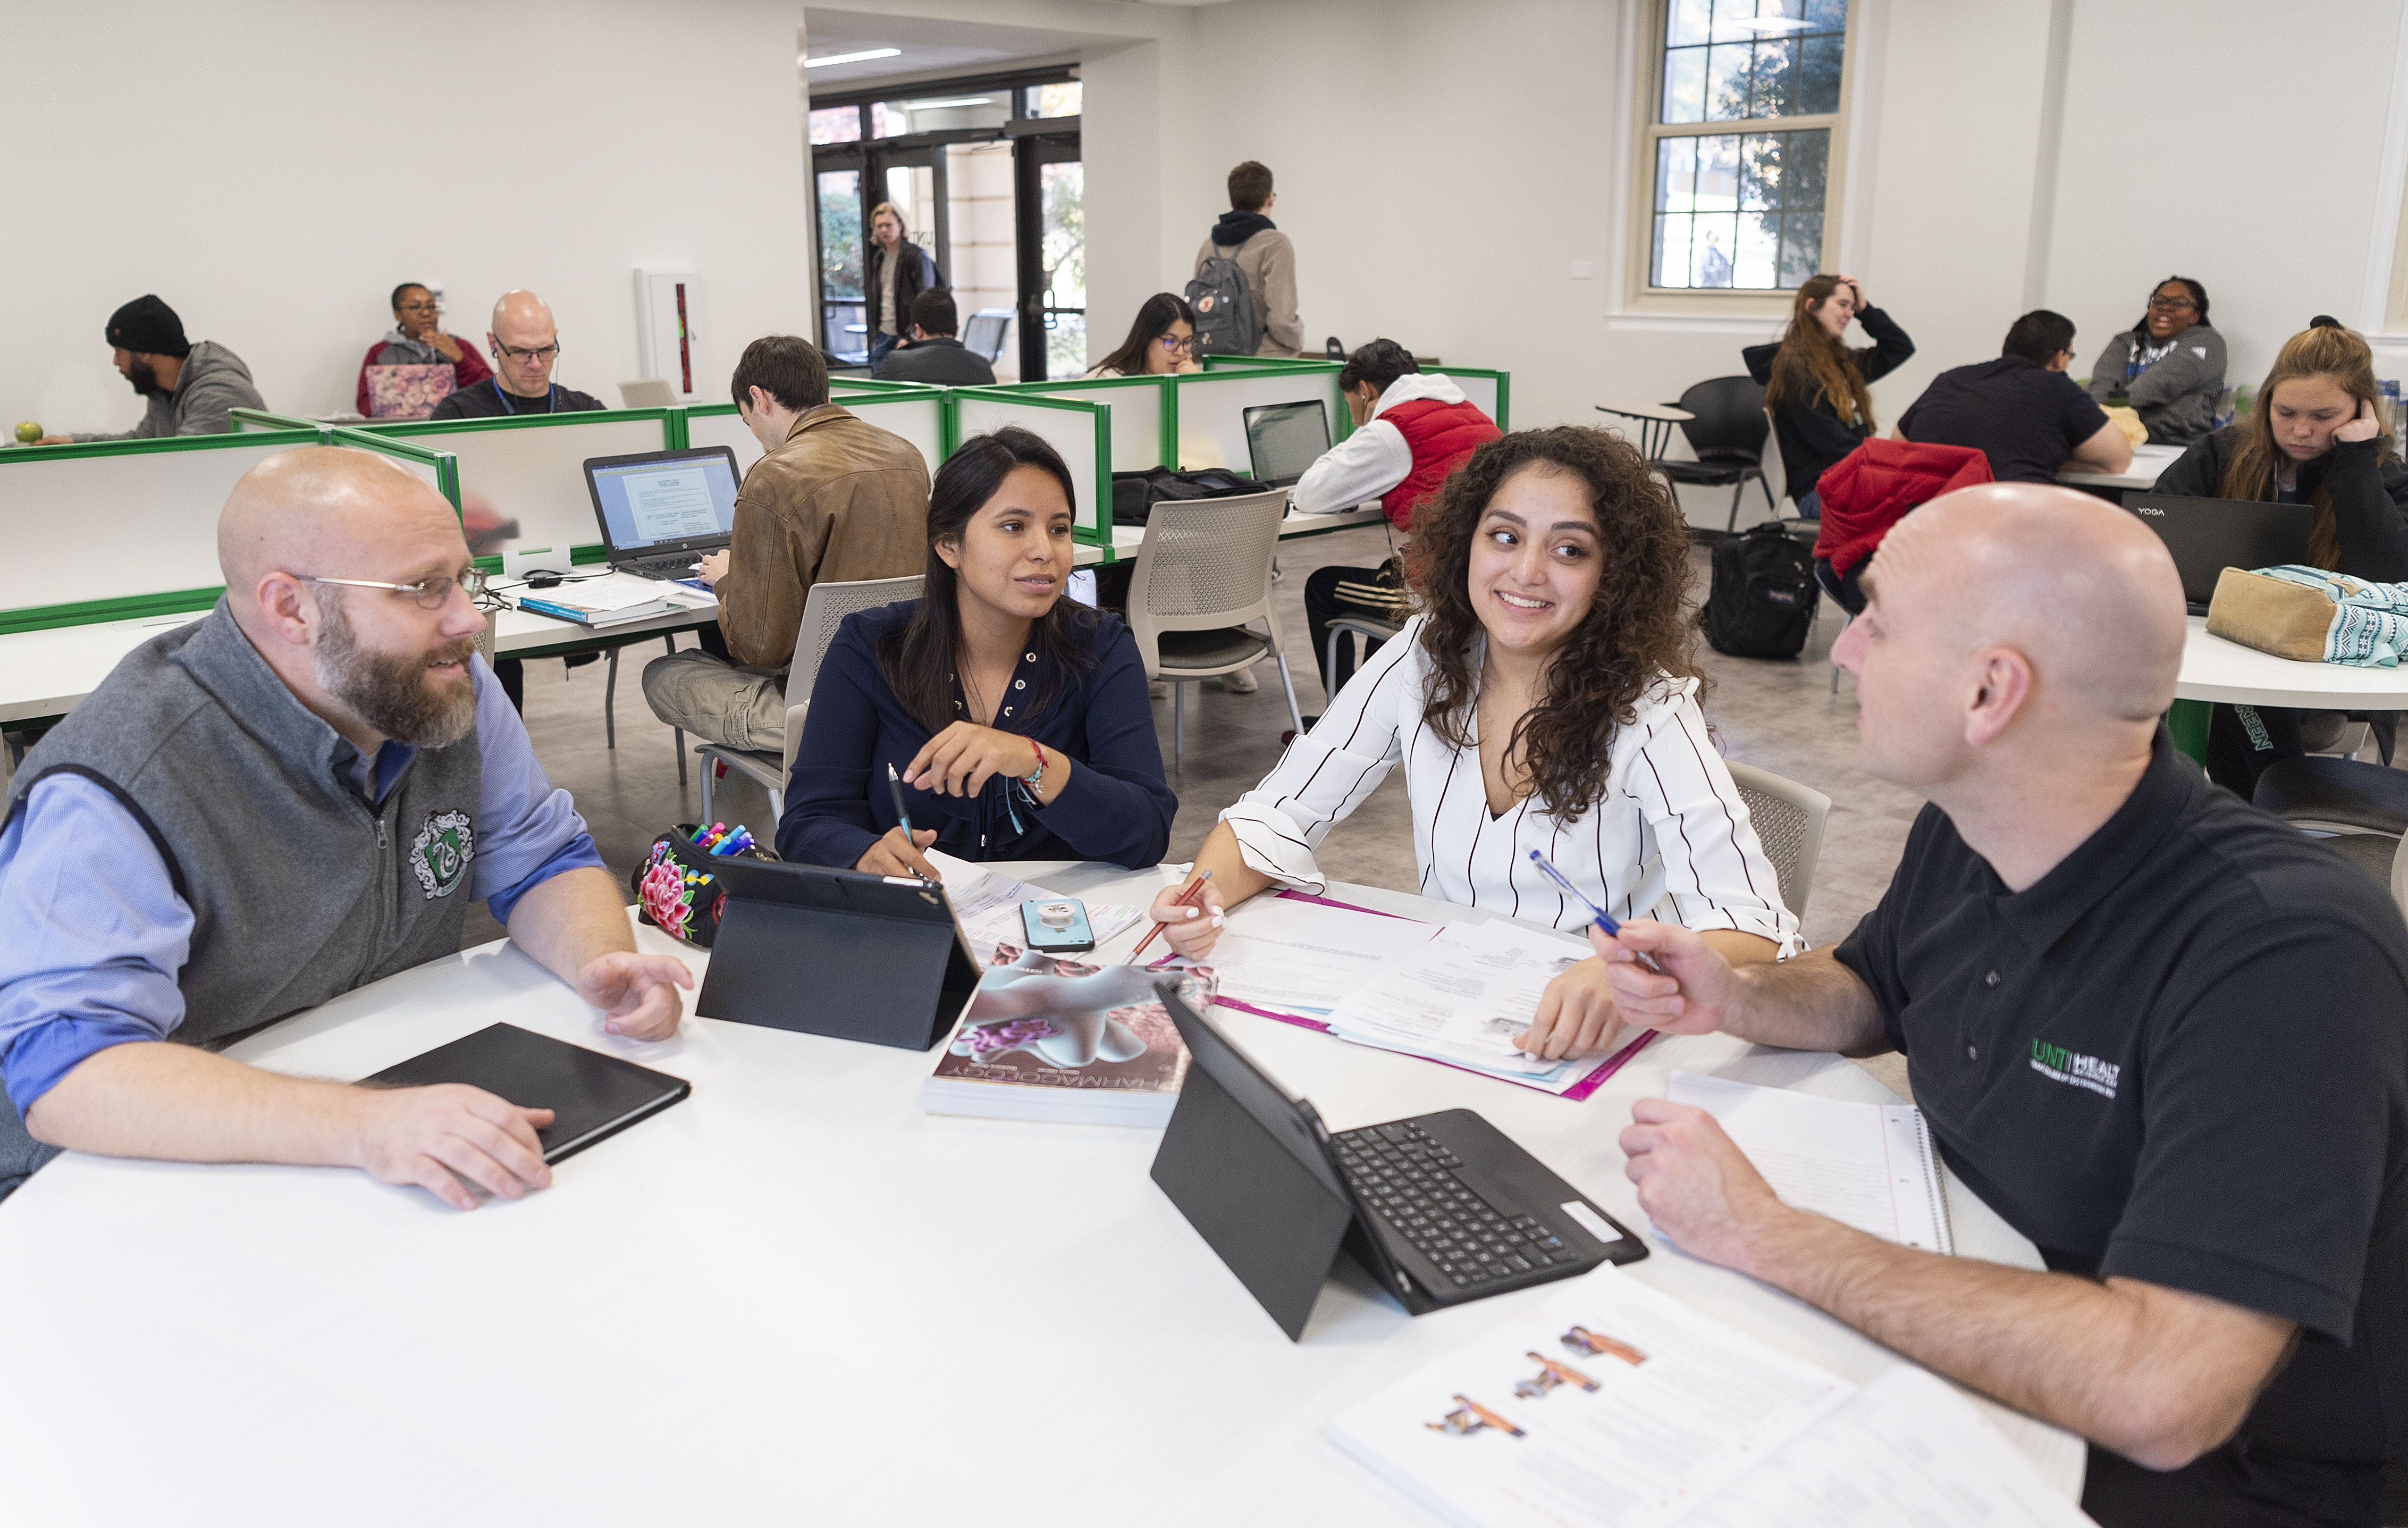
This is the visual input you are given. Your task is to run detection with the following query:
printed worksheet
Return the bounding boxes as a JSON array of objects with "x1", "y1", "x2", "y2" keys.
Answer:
[
  {"x1": 626, "y1": 469, "x2": 723, "y2": 541},
  {"x1": 1324, "y1": 919, "x2": 1594, "y2": 1079},
  {"x1": 1153, "y1": 894, "x2": 1430, "y2": 1017}
]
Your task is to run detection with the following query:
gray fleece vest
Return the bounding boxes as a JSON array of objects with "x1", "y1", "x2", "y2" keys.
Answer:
[{"x1": 0, "y1": 602, "x2": 481, "y2": 1193}]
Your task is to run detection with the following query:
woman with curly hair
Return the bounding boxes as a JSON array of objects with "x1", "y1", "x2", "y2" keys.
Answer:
[{"x1": 1142, "y1": 426, "x2": 1798, "y2": 1059}]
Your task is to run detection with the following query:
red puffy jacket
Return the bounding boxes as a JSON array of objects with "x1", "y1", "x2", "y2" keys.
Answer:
[{"x1": 1812, "y1": 439, "x2": 1993, "y2": 575}]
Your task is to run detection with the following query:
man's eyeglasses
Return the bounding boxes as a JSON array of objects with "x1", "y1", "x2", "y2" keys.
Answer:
[
  {"x1": 495, "y1": 341, "x2": 561, "y2": 364},
  {"x1": 300, "y1": 568, "x2": 491, "y2": 610},
  {"x1": 2146, "y1": 295, "x2": 2196, "y2": 311}
]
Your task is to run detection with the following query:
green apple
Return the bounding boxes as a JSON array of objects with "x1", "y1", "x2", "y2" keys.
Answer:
[{"x1": 13, "y1": 422, "x2": 39, "y2": 444}]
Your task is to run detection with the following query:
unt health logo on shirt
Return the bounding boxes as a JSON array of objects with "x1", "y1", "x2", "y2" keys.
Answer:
[
  {"x1": 2030, "y1": 1038, "x2": 2119, "y2": 1100},
  {"x1": 411, "y1": 810, "x2": 476, "y2": 900}
]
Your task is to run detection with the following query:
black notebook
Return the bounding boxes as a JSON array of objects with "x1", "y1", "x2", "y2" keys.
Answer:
[{"x1": 364, "y1": 1023, "x2": 691, "y2": 1163}]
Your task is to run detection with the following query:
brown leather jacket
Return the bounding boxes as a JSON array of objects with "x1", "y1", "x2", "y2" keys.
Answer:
[{"x1": 714, "y1": 405, "x2": 930, "y2": 669}]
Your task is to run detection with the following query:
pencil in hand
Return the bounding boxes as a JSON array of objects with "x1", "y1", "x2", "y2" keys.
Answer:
[{"x1": 1126, "y1": 869, "x2": 1215, "y2": 963}]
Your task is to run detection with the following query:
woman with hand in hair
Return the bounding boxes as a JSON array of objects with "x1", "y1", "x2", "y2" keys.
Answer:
[
  {"x1": 1148, "y1": 427, "x2": 1799, "y2": 1061},
  {"x1": 777, "y1": 426, "x2": 1175, "y2": 878},
  {"x1": 1742, "y1": 274, "x2": 1914, "y2": 516},
  {"x1": 2157, "y1": 318, "x2": 2408, "y2": 792}
]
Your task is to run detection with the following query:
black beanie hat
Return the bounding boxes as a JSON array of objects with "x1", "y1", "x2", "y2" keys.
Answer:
[{"x1": 105, "y1": 295, "x2": 190, "y2": 358}]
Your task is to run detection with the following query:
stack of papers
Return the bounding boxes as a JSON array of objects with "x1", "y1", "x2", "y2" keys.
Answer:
[
  {"x1": 1322, "y1": 920, "x2": 1641, "y2": 1096},
  {"x1": 509, "y1": 570, "x2": 715, "y2": 628},
  {"x1": 1328, "y1": 1270, "x2": 2085, "y2": 1527},
  {"x1": 1154, "y1": 893, "x2": 1430, "y2": 1021},
  {"x1": 1665, "y1": 1072, "x2": 1953, "y2": 1254},
  {"x1": 923, "y1": 850, "x2": 1143, "y2": 963}
]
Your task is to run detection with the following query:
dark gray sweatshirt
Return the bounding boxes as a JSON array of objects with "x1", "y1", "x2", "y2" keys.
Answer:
[{"x1": 73, "y1": 339, "x2": 267, "y2": 441}]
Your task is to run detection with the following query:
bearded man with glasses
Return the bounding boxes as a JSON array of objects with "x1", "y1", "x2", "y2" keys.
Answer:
[
  {"x1": 427, "y1": 289, "x2": 606, "y2": 420},
  {"x1": 0, "y1": 448, "x2": 691, "y2": 1210}
]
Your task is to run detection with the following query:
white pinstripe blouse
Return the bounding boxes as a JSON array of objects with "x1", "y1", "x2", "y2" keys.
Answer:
[{"x1": 1220, "y1": 616, "x2": 1801, "y2": 952}]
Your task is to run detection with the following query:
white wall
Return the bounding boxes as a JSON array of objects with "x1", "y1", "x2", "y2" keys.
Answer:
[{"x1": 1, "y1": 0, "x2": 817, "y2": 435}]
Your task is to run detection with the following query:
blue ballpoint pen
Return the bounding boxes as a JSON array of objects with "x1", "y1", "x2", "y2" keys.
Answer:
[{"x1": 1525, "y1": 848, "x2": 1663, "y2": 972}]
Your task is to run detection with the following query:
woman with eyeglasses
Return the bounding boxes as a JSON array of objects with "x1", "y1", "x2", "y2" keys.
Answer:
[
  {"x1": 2084, "y1": 276, "x2": 2226, "y2": 446},
  {"x1": 355, "y1": 283, "x2": 491, "y2": 418},
  {"x1": 1085, "y1": 293, "x2": 1203, "y2": 378},
  {"x1": 777, "y1": 427, "x2": 1175, "y2": 878}
]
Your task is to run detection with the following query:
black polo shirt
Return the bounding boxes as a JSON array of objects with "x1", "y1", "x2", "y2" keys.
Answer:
[
  {"x1": 1834, "y1": 732, "x2": 2408, "y2": 1462},
  {"x1": 1897, "y1": 356, "x2": 2110, "y2": 483},
  {"x1": 427, "y1": 379, "x2": 607, "y2": 420}
]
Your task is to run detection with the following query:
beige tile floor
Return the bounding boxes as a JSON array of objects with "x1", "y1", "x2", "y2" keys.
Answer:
[{"x1": 477, "y1": 528, "x2": 1915, "y2": 1093}]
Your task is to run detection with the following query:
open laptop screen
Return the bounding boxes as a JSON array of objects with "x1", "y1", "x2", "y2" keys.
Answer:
[
  {"x1": 584, "y1": 447, "x2": 742, "y2": 559},
  {"x1": 1244, "y1": 401, "x2": 1332, "y2": 488}
]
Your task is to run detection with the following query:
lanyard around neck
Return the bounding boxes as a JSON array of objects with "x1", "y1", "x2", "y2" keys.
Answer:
[{"x1": 492, "y1": 378, "x2": 555, "y2": 414}]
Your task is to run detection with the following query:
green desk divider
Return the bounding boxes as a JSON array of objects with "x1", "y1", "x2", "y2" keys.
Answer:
[
  {"x1": 229, "y1": 408, "x2": 331, "y2": 438},
  {"x1": 327, "y1": 427, "x2": 461, "y2": 514},
  {"x1": 1196, "y1": 355, "x2": 1511, "y2": 431},
  {"x1": 944, "y1": 389, "x2": 1115, "y2": 547},
  {"x1": 348, "y1": 408, "x2": 678, "y2": 569},
  {"x1": 0, "y1": 427, "x2": 323, "y2": 634},
  {"x1": 972, "y1": 373, "x2": 1179, "y2": 472}
]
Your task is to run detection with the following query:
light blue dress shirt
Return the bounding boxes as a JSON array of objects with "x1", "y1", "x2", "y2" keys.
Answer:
[{"x1": 0, "y1": 657, "x2": 603, "y2": 1119}]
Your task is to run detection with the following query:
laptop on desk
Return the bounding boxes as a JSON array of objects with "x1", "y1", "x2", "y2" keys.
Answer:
[
  {"x1": 2123, "y1": 493, "x2": 2317, "y2": 615},
  {"x1": 582, "y1": 446, "x2": 743, "y2": 583},
  {"x1": 1243, "y1": 399, "x2": 1332, "y2": 491},
  {"x1": 1150, "y1": 986, "x2": 1644, "y2": 1341}
]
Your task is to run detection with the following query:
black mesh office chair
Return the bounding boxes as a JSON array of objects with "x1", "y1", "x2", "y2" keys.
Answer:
[{"x1": 1618, "y1": 375, "x2": 1778, "y2": 533}]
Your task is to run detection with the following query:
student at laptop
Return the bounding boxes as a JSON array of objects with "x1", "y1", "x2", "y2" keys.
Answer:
[
  {"x1": 0, "y1": 447, "x2": 693, "y2": 1207},
  {"x1": 644, "y1": 337, "x2": 930, "y2": 760},
  {"x1": 1893, "y1": 310, "x2": 2131, "y2": 482},
  {"x1": 1085, "y1": 293, "x2": 1203, "y2": 379},
  {"x1": 1571, "y1": 483, "x2": 2408, "y2": 1527},
  {"x1": 1295, "y1": 339, "x2": 1503, "y2": 702},
  {"x1": 778, "y1": 427, "x2": 1174, "y2": 876},
  {"x1": 1151, "y1": 427, "x2": 1796, "y2": 1046},
  {"x1": 871, "y1": 289, "x2": 995, "y2": 386},
  {"x1": 426, "y1": 290, "x2": 605, "y2": 419},
  {"x1": 2156, "y1": 320, "x2": 2408, "y2": 793},
  {"x1": 355, "y1": 282, "x2": 491, "y2": 417}
]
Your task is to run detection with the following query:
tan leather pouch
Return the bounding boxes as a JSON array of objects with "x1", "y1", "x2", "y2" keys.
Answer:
[{"x1": 2204, "y1": 566, "x2": 2334, "y2": 661}]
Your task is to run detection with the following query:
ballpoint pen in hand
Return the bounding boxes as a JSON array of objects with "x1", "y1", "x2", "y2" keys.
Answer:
[
  {"x1": 887, "y1": 763, "x2": 930, "y2": 882},
  {"x1": 1526, "y1": 848, "x2": 1663, "y2": 973},
  {"x1": 1126, "y1": 869, "x2": 1214, "y2": 964}
]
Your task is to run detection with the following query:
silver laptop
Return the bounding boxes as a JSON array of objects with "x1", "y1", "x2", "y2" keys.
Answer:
[
  {"x1": 618, "y1": 379, "x2": 678, "y2": 408},
  {"x1": 581, "y1": 447, "x2": 743, "y2": 583},
  {"x1": 2123, "y1": 493, "x2": 2316, "y2": 615},
  {"x1": 1243, "y1": 400, "x2": 1332, "y2": 489}
]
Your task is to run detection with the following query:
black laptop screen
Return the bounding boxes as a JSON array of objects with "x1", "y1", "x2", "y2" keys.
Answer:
[{"x1": 588, "y1": 449, "x2": 742, "y2": 557}]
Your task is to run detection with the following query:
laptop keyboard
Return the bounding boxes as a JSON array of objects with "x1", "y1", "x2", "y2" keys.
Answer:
[{"x1": 1333, "y1": 1120, "x2": 1579, "y2": 1289}]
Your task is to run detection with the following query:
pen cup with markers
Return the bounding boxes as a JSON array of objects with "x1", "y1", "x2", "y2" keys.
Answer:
[{"x1": 630, "y1": 822, "x2": 777, "y2": 947}]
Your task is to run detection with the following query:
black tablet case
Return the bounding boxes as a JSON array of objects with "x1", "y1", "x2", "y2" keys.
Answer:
[
  {"x1": 363, "y1": 1022, "x2": 690, "y2": 1163},
  {"x1": 698, "y1": 859, "x2": 982, "y2": 1050}
]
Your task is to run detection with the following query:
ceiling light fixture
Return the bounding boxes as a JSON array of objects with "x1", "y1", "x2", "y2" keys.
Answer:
[{"x1": 803, "y1": 47, "x2": 902, "y2": 68}]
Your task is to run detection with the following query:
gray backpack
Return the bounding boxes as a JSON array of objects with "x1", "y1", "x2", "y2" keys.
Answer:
[{"x1": 1186, "y1": 242, "x2": 1260, "y2": 357}]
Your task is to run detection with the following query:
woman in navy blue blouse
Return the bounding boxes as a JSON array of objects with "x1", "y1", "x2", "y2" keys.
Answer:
[{"x1": 777, "y1": 426, "x2": 1175, "y2": 875}]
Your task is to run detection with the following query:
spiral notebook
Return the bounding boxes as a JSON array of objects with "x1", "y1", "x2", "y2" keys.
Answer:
[{"x1": 1665, "y1": 1071, "x2": 1952, "y2": 1254}]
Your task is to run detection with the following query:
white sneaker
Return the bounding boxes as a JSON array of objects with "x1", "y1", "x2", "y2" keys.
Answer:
[{"x1": 1223, "y1": 666, "x2": 1259, "y2": 693}]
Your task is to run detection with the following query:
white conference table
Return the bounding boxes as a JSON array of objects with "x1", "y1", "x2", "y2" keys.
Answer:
[
  {"x1": 0, "y1": 599, "x2": 721, "y2": 729},
  {"x1": 1073, "y1": 504, "x2": 1391, "y2": 567},
  {"x1": 0, "y1": 864, "x2": 2081, "y2": 1523},
  {"x1": 2058, "y1": 441, "x2": 2183, "y2": 492},
  {"x1": 2176, "y1": 613, "x2": 2408, "y2": 708}
]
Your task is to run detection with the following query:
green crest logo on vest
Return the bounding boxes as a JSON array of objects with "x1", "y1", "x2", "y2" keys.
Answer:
[
  {"x1": 411, "y1": 810, "x2": 476, "y2": 900},
  {"x1": 2029, "y1": 1038, "x2": 2119, "y2": 1100}
]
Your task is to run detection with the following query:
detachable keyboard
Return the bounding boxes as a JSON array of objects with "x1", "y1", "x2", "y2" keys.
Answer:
[{"x1": 1333, "y1": 1119, "x2": 1580, "y2": 1290}]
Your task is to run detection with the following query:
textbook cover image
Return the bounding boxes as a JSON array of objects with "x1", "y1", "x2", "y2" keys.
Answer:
[{"x1": 922, "y1": 947, "x2": 1212, "y2": 1128}]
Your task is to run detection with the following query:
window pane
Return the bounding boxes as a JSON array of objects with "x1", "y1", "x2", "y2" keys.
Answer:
[
  {"x1": 1705, "y1": 43, "x2": 1750, "y2": 120},
  {"x1": 1749, "y1": 39, "x2": 1796, "y2": 117},
  {"x1": 870, "y1": 100, "x2": 906, "y2": 137},
  {"x1": 1669, "y1": 0, "x2": 1714, "y2": 47},
  {"x1": 1663, "y1": 46, "x2": 1707, "y2": 122},
  {"x1": 1804, "y1": 0, "x2": 1846, "y2": 31},
  {"x1": 1733, "y1": 212, "x2": 1780, "y2": 288},
  {"x1": 1785, "y1": 128, "x2": 1830, "y2": 212},
  {"x1": 1693, "y1": 215, "x2": 1736, "y2": 288},
  {"x1": 809, "y1": 105, "x2": 861, "y2": 145},
  {"x1": 1695, "y1": 134, "x2": 1741, "y2": 215},
  {"x1": 1739, "y1": 131, "x2": 1781, "y2": 209},
  {"x1": 1040, "y1": 161, "x2": 1084, "y2": 310},
  {"x1": 1655, "y1": 137, "x2": 1699, "y2": 211},
  {"x1": 1028, "y1": 81, "x2": 1082, "y2": 117},
  {"x1": 1653, "y1": 213, "x2": 1696, "y2": 289},
  {"x1": 1780, "y1": 212, "x2": 1824, "y2": 287},
  {"x1": 1798, "y1": 33, "x2": 1843, "y2": 113}
]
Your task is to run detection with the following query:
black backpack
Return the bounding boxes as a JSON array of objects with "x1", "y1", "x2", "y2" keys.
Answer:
[
  {"x1": 1110, "y1": 466, "x2": 1263, "y2": 526},
  {"x1": 1702, "y1": 522, "x2": 1816, "y2": 659}
]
